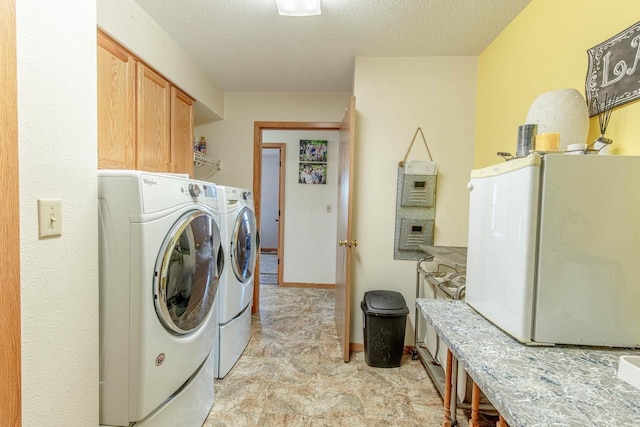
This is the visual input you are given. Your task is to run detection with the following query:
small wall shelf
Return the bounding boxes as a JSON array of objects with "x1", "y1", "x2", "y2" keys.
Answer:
[{"x1": 193, "y1": 152, "x2": 221, "y2": 174}]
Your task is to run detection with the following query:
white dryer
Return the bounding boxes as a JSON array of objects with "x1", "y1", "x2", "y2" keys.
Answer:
[
  {"x1": 214, "y1": 186, "x2": 259, "y2": 378},
  {"x1": 98, "y1": 170, "x2": 223, "y2": 426}
]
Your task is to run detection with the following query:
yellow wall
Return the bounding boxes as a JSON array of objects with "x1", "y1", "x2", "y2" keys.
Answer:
[{"x1": 475, "y1": 0, "x2": 640, "y2": 167}]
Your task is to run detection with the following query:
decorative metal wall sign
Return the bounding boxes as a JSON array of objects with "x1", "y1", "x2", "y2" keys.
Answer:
[{"x1": 585, "y1": 20, "x2": 640, "y2": 117}]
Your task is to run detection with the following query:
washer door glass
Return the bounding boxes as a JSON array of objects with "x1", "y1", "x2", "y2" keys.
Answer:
[
  {"x1": 155, "y1": 209, "x2": 222, "y2": 335},
  {"x1": 231, "y1": 207, "x2": 257, "y2": 283}
]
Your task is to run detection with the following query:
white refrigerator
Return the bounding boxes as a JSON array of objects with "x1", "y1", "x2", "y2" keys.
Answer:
[{"x1": 465, "y1": 153, "x2": 640, "y2": 347}]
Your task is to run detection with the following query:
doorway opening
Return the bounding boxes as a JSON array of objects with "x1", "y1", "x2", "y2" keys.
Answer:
[
  {"x1": 260, "y1": 143, "x2": 285, "y2": 286},
  {"x1": 252, "y1": 121, "x2": 341, "y2": 314}
]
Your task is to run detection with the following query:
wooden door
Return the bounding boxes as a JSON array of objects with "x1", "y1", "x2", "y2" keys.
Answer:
[
  {"x1": 170, "y1": 87, "x2": 194, "y2": 177},
  {"x1": 335, "y1": 96, "x2": 356, "y2": 362},
  {"x1": 137, "y1": 63, "x2": 171, "y2": 172},
  {"x1": 1, "y1": 0, "x2": 21, "y2": 422},
  {"x1": 97, "y1": 31, "x2": 135, "y2": 169}
]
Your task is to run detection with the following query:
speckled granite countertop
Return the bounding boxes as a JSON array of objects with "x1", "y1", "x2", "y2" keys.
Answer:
[{"x1": 416, "y1": 299, "x2": 640, "y2": 427}]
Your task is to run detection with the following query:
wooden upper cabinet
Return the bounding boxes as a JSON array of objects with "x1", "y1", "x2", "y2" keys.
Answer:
[
  {"x1": 97, "y1": 32, "x2": 196, "y2": 177},
  {"x1": 171, "y1": 87, "x2": 195, "y2": 176},
  {"x1": 97, "y1": 31, "x2": 135, "y2": 169},
  {"x1": 136, "y1": 62, "x2": 171, "y2": 173}
]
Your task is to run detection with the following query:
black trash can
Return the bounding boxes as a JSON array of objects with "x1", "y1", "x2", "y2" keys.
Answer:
[{"x1": 361, "y1": 290, "x2": 409, "y2": 368}]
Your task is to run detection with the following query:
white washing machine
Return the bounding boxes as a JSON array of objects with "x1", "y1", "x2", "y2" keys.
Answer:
[
  {"x1": 214, "y1": 186, "x2": 259, "y2": 378},
  {"x1": 98, "y1": 170, "x2": 223, "y2": 426}
]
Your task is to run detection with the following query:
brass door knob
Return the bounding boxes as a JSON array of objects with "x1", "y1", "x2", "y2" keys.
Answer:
[
  {"x1": 338, "y1": 240, "x2": 348, "y2": 247},
  {"x1": 338, "y1": 240, "x2": 358, "y2": 247},
  {"x1": 350, "y1": 240, "x2": 358, "y2": 247}
]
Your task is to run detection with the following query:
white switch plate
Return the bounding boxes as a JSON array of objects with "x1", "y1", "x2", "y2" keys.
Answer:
[
  {"x1": 38, "y1": 199, "x2": 62, "y2": 238},
  {"x1": 326, "y1": 204, "x2": 332, "y2": 213}
]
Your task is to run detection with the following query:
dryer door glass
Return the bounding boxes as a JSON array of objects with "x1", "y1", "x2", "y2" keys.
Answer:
[
  {"x1": 231, "y1": 207, "x2": 257, "y2": 283},
  {"x1": 154, "y1": 210, "x2": 222, "y2": 335}
]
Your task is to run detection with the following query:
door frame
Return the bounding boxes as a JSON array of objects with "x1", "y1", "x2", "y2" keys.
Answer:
[
  {"x1": 1, "y1": 0, "x2": 22, "y2": 422},
  {"x1": 261, "y1": 143, "x2": 286, "y2": 286},
  {"x1": 252, "y1": 121, "x2": 340, "y2": 313}
]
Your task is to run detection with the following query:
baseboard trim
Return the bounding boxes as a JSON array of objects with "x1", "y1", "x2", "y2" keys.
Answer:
[
  {"x1": 349, "y1": 344, "x2": 415, "y2": 354},
  {"x1": 281, "y1": 282, "x2": 335, "y2": 289},
  {"x1": 349, "y1": 343, "x2": 364, "y2": 352}
]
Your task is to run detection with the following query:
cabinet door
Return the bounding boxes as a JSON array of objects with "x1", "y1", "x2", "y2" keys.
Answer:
[
  {"x1": 97, "y1": 31, "x2": 135, "y2": 169},
  {"x1": 171, "y1": 87, "x2": 194, "y2": 177},
  {"x1": 137, "y1": 63, "x2": 171, "y2": 173}
]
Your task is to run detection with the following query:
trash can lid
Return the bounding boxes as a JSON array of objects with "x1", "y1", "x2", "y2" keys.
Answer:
[{"x1": 363, "y1": 290, "x2": 409, "y2": 316}]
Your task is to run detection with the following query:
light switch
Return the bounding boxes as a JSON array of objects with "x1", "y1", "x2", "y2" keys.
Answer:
[
  {"x1": 326, "y1": 204, "x2": 332, "y2": 213},
  {"x1": 38, "y1": 199, "x2": 62, "y2": 238}
]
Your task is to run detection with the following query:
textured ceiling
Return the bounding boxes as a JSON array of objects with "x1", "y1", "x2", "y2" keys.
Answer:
[{"x1": 135, "y1": 0, "x2": 531, "y2": 91}]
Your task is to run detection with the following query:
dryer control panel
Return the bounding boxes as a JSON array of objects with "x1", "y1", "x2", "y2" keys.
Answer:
[{"x1": 140, "y1": 174, "x2": 217, "y2": 214}]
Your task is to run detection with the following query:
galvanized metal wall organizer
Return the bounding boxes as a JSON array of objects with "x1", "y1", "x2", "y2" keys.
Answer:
[{"x1": 394, "y1": 127, "x2": 438, "y2": 260}]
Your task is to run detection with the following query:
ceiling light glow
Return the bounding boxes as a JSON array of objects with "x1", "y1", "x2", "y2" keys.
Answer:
[{"x1": 275, "y1": 0, "x2": 321, "y2": 16}]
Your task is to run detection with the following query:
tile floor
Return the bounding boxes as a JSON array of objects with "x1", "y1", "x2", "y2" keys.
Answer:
[
  {"x1": 204, "y1": 285, "x2": 495, "y2": 426},
  {"x1": 259, "y1": 253, "x2": 278, "y2": 285}
]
